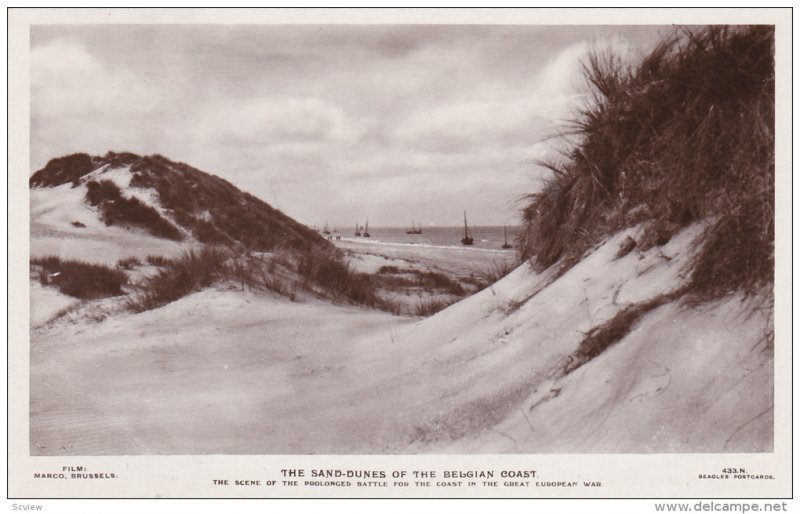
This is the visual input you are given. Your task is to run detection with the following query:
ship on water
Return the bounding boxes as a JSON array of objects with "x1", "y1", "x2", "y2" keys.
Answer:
[{"x1": 461, "y1": 211, "x2": 474, "y2": 246}]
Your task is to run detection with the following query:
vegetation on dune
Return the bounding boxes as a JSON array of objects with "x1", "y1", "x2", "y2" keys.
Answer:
[
  {"x1": 516, "y1": 25, "x2": 776, "y2": 375},
  {"x1": 414, "y1": 297, "x2": 457, "y2": 317},
  {"x1": 32, "y1": 143, "x2": 454, "y2": 316},
  {"x1": 127, "y1": 247, "x2": 230, "y2": 312},
  {"x1": 117, "y1": 256, "x2": 141, "y2": 270},
  {"x1": 31, "y1": 256, "x2": 127, "y2": 299},
  {"x1": 472, "y1": 261, "x2": 516, "y2": 290},
  {"x1": 85, "y1": 179, "x2": 184, "y2": 241},
  {"x1": 521, "y1": 26, "x2": 774, "y2": 302},
  {"x1": 29, "y1": 153, "x2": 96, "y2": 188},
  {"x1": 127, "y1": 154, "x2": 327, "y2": 252},
  {"x1": 31, "y1": 151, "x2": 330, "y2": 251},
  {"x1": 297, "y1": 250, "x2": 388, "y2": 309},
  {"x1": 31, "y1": 152, "x2": 389, "y2": 313},
  {"x1": 84, "y1": 179, "x2": 121, "y2": 205},
  {"x1": 145, "y1": 254, "x2": 170, "y2": 266},
  {"x1": 376, "y1": 266, "x2": 465, "y2": 296},
  {"x1": 126, "y1": 245, "x2": 511, "y2": 316},
  {"x1": 564, "y1": 289, "x2": 686, "y2": 374},
  {"x1": 126, "y1": 246, "x2": 392, "y2": 313}
]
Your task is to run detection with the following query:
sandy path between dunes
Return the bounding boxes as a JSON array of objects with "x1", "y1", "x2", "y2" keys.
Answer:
[{"x1": 30, "y1": 287, "x2": 428, "y2": 455}]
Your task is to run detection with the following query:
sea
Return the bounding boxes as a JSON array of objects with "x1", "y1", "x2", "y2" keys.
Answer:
[{"x1": 330, "y1": 226, "x2": 522, "y2": 252}]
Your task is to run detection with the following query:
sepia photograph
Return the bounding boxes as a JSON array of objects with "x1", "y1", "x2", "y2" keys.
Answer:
[{"x1": 8, "y1": 7, "x2": 791, "y2": 501}]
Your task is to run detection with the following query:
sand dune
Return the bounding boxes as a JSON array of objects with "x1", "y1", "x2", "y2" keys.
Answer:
[{"x1": 30, "y1": 223, "x2": 772, "y2": 454}]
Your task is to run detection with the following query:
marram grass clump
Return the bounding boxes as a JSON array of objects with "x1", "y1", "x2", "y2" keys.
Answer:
[{"x1": 521, "y1": 26, "x2": 774, "y2": 301}]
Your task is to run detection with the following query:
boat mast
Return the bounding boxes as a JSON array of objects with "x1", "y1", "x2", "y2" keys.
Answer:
[
  {"x1": 502, "y1": 225, "x2": 512, "y2": 249},
  {"x1": 461, "y1": 211, "x2": 474, "y2": 245}
]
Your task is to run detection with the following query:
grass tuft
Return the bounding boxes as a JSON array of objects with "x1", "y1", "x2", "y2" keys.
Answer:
[
  {"x1": 297, "y1": 250, "x2": 385, "y2": 308},
  {"x1": 474, "y1": 261, "x2": 516, "y2": 289},
  {"x1": 521, "y1": 26, "x2": 774, "y2": 301},
  {"x1": 29, "y1": 153, "x2": 95, "y2": 187},
  {"x1": 32, "y1": 256, "x2": 127, "y2": 299},
  {"x1": 128, "y1": 247, "x2": 229, "y2": 311},
  {"x1": 414, "y1": 297, "x2": 456, "y2": 317},
  {"x1": 117, "y1": 256, "x2": 141, "y2": 270},
  {"x1": 565, "y1": 289, "x2": 685, "y2": 374},
  {"x1": 145, "y1": 254, "x2": 170, "y2": 266}
]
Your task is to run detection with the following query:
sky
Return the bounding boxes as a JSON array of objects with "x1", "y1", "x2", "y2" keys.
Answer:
[{"x1": 30, "y1": 24, "x2": 667, "y2": 228}]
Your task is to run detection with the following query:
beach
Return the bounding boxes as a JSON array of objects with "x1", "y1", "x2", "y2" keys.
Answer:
[
  {"x1": 333, "y1": 234, "x2": 519, "y2": 315},
  {"x1": 335, "y1": 235, "x2": 518, "y2": 276}
]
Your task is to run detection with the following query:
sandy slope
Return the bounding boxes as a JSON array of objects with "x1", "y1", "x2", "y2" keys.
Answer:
[
  {"x1": 29, "y1": 281, "x2": 78, "y2": 327},
  {"x1": 398, "y1": 225, "x2": 772, "y2": 453},
  {"x1": 31, "y1": 288, "x2": 419, "y2": 455},
  {"x1": 29, "y1": 223, "x2": 772, "y2": 454},
  {"x1": 30, "y1": 178, "x2": 194, "y2": 266}
]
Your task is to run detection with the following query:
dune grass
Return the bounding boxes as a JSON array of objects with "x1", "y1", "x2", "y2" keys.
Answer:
[
  {"x1": 127, "y1": 247, "x2": 229, "y2": 312},
  {"x1": 145, "y1": 255, "x2": 170, "y2": 266},
  {"x1": 86, "y1": 179, "x2": 184, "y2": 241},
  {"x1": 127, "y1": 245, "x2": 394, "y2": 313},
  {"x1": 520, "y1": 26, "x2": 774, "y2": 302},
  {"x1": 117, "y1": 256, "x2": 141, "y2": 270},
  {"x1": 414, "y1": 297, "x2": 456, "y2": 317},
  {"x1": 32, "y1": 256, "x2": 127, "y2": 299},
  {"x1": 376, "y1": 267, "x2": 465, "y2": 296},
  {"x1": 128, "y1": 154, "x2": 326, "y2": 252},
  {"x1": 564, "y1": 289, "x2": 687, "y2": 375},
  {"x1": 29, "y1": 153, "x2": 96, "y2": 188},
  {"x1": 297, "y1": 250, "x2": 386, "y2": 308}
]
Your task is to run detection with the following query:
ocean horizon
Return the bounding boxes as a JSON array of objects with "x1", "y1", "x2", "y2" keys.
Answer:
[{"x1": 322, "y1": 225, "x2": 522, "y2": 251}]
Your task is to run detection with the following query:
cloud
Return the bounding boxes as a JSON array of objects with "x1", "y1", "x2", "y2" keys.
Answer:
[
  {"x1": 201, "y1": 97, "x2": 364, "y2": 147},
  {"x1": 29, "y1": 25, "x2": 660, "y2": 226},
  {"x1": 31, "y1": 38, "x2": 161, "y2": 118},
  {"x1": 533, "y1": 36, "x2": 639, "y2": 116},
  {"x1": 479, "y1": 37, "x2": 641, "y2": 178},
  {"x1": 393, "y1": 100, "x2": 541, "y2": 152},
  {"x1": 31, "y1": 38, "x2": 100, "y2": 84},
  {"x1": 389, "y1": 39, "x2": 632, "y2": 154},
  {"x1": 30, "y1": 38, "x2": 175, "y2": 169}
]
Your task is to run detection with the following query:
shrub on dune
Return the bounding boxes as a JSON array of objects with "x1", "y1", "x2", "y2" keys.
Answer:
[
  {"x1": 128, "y1": 247, "x2": 229, "y2": 311},
  {"x1": 32, "y1": 257, "x2": 127, "y2": 299}
]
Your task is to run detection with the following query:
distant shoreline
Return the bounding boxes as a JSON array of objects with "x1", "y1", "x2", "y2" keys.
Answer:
[
  {"x1": 315, "y1": 225, "x2": 523, "y2": 230},
  {"x1": 335, "y1": 236, "x2": 515, "y2": 255},
  {"x1": 334, "y1": 235, "x2": 518, "y2": 278}
]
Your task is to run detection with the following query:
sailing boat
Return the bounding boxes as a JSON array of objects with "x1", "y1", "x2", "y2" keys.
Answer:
[
  {"x1": 322, "y1": 223, "x2": 330, "y2": 235},
  {"x1": 461, "y1": 211, "x2": 474, "y2": 245},
  {"x1": 406, "y1": 220, "x2": 422, "y2": 235},
  {"x1": 502, "y1": 225, "x2": 512, "y2": 249},
  {"x1": 363, "y1": 219, "x2": 370, "y2": 237},
  {"x1": 354, "y1": 223, "x2": 361, "y2": 237}
]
